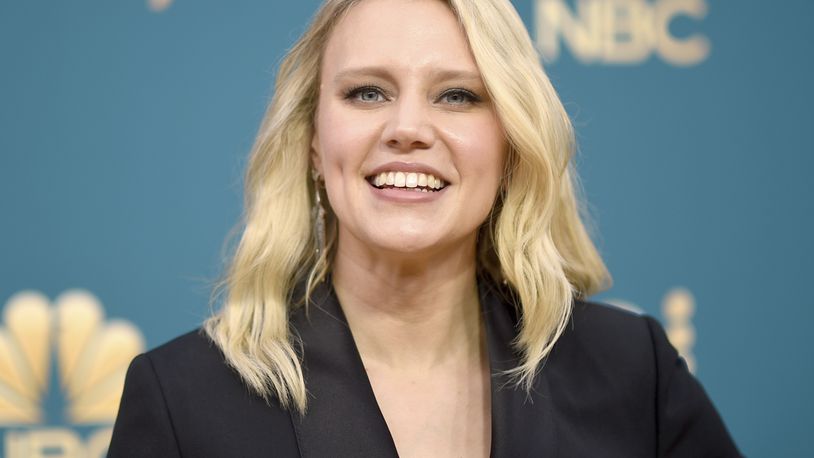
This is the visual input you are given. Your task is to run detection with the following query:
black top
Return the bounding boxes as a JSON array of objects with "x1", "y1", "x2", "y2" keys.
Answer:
[{"x1": 108, "y1": 278, "x2": 741, "y2": 457}]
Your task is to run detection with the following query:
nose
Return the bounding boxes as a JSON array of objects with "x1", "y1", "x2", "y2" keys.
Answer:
[{"x1": 382, "y1": 94, "x2": 435, "y2": 152}]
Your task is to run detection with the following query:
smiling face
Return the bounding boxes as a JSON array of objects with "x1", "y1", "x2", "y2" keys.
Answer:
[{"x1": 311, "y1": 0, "x2": 508, "y2": 260}]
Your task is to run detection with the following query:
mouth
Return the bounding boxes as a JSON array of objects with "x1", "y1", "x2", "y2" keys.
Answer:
[{"x1": 365, "y1": 171, "x2": 447, "y2": 193}]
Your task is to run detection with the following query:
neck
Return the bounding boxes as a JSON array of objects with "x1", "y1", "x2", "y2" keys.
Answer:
[{"x1": 331, "y1": 232, "x2": 484, "y2": 372}]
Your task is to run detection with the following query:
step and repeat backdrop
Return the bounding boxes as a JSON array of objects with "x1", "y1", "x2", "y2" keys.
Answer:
[{"x1": 1, "y1": 0, "x2": 812, "y2": 456}]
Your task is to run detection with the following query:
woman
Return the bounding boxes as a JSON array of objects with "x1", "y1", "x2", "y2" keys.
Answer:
[{"x1": 109, "y1": 0, "x2": 740, "y2": 456}]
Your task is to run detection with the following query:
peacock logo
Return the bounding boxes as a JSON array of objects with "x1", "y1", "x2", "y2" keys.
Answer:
[
  {"x1": 147, "y1": 0, "x2": 174, "y2": 13},
  {"x1": 0, "y1": 290, "x2": 144, "y2": 458}
]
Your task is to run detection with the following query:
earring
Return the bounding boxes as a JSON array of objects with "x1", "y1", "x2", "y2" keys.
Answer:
[{"x1": 311, "y1": 169, "x2": 326, "y2": 258}]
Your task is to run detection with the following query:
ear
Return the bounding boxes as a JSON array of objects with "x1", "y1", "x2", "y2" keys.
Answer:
[{"x1": 310, "y1": 132, "x2": 323, "y2": 177}]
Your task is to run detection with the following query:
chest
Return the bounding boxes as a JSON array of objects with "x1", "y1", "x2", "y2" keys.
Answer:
[{"x1": 364, "y1": 364, "x2": 492, "y2": 458}]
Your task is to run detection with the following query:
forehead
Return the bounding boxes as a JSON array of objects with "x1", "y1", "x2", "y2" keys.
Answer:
[{"x1": 322, "y1": 0, "x2": 479, "y2": 77}]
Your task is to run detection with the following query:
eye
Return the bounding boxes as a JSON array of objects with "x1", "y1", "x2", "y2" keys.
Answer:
[
  {"x1": 438, "y1": 89, "x2": 481, "y2": 106},
  {"x1": 344, "y1": 85, "x2": 387, "y2": 104}
]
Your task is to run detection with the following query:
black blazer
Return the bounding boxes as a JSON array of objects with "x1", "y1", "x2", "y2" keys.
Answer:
[{"x1": 108, "y1": 278, "x2": 741, "y2": 457}]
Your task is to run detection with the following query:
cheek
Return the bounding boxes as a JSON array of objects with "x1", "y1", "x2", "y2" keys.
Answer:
[
  {"x1": 449, "y1": 115, "x2": 507, "y2": 187},
  {"x1": 316, "y1": 104, "x2": 377, "y2": 175}
]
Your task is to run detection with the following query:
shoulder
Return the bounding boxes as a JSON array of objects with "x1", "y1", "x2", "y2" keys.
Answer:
[
  {"x1": 562, "y1": 298, "x2": 658, "y2": 356},
  {"x1": 562, "y1": 299, "x2": 680, "y2": 373},
  {"x1": 570, "y1": 298, "x2": 647, "y2": 327},
  {"x1": 548, "y1": 299, "x2": 665, "y2": 394},
  {"x1": 140, "y1": 329, "x2": 226, "y2": 379},
  {"x1": 558, "y1": 302, "x2": 742, "y2": 456},
  {"x1": 127, "y1": 329, "x2": 255, "y2": 417},
  {"x1": 123, "y1": 329, "x2": 241, "y2": 400},
  {"x1": 539, "y1": 300, "x2": 662, "y2": 447},
  {"x1": 134, "y1": 328, "x2": 263, "y2": 408},
  {"x1": 114, "y1": 329, "x2": 298, "y2": 457}
]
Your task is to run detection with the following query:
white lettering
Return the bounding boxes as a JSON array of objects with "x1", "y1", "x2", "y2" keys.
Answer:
[
  {"x1": 601, "y1": 0, "x2": 653, "y2": 63},
  {"x1": 536, "y1": 0, "x2": 602, "y2": 61},
  {"x1": 535, "y1": 0, "x2": 710, "y2": 66},
  {"x1": 3, "y1": 427, "x2": 111, "y2": 458},
  {"x1": 27, "y1": 429, "x2": 81, "y2": 458},
  {"x1": 86, "y1": 427, "x2": 113, "y2": 458},
  {"x1": 655, "y1": 0, "x2": 711, "y2": 66}
]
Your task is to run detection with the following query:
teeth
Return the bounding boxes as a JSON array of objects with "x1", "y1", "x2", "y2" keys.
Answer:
[
  {"x1": 394, "y1": 172, "x2": 406, "y2": 187},
  {"x1": 370, "y1": 171, "x2": 446, "y2": 190},
  {"x1": 428, "y1": 175, "x2": 444, "y2": 189},
  {"x1": 405, "y1": 173, "x2": 418, "y2": 188}
]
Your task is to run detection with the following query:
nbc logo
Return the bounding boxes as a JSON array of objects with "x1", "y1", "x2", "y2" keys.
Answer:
[
  {"x1": 0, "y1": 290, "x2": 144, "y2": 458},
  {"x1": 147, "y1": 0, "x2": 173, "y2": 12},
  {"x1": 535, "y1": 0, "x2": 711, "y2": 66}
]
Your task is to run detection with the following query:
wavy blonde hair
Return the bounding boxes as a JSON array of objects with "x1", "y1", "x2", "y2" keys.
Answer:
[{"x1": 205, "y1": 0, "x2": 610, "y2": 414}]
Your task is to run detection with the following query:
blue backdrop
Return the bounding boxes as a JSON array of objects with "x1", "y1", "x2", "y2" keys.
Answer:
[{"x1": 1, "y1": 1, "x2": 812, "y2": 456}]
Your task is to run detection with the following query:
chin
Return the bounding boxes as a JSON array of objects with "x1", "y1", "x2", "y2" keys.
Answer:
[
  {"x1": 374, "y1": 230, "x2": 481, "y2": 262},
  {"x1": 369, "y1": 231, "x2": 444, "y2": 256},
  {"x1": 337, "y1": 217, "x2": 473, "y2": 259}
]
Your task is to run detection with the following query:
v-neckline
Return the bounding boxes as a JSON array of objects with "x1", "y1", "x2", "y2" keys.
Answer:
[{"x1": 288, "y1": 276, "x2": 554, "y2": 457}]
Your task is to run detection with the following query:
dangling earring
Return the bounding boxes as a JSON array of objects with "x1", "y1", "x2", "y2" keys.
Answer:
[{"x1": 311, "y1": 169, "x2": 326, "y2": 258}]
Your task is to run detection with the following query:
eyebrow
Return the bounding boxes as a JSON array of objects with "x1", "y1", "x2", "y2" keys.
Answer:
[{"x1": 332, "y1": 66, "x2": 483, "y2": 84}]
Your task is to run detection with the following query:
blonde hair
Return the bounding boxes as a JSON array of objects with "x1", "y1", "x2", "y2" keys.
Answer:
[{"x1": 204, "y1": 0, "x2": 610, "y2": 414}]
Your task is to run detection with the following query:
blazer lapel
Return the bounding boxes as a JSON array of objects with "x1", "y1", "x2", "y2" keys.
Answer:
[
  {"x1": 289, "y1": 277, "x2": 555, "y2": 457},
  {"x1": 289, "y1": 279, "x2": 399, "y2": 458},
  {"x1": 479, "y1": 278, "x2": 556, "y2": 457}
]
